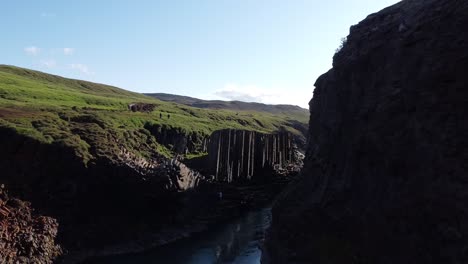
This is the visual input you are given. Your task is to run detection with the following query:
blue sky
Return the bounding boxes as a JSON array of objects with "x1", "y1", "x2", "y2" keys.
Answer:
[{"x1": 1, "y1": 0, "x2": 400, "y2": 108}]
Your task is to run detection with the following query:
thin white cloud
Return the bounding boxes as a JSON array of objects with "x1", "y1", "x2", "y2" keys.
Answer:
[
  {"x1": 24, "y1": 46, "x2": 41, "y2": 56},
  {"x1": 40, "y1": 12, "x2": 56, "y2": 18},
  {"x1": 70, "y1": 64, "x2": 93, "y2": 75},
  {"x1": 215, "y1": 84, "x2": 268, "y2": 102},
  {"x1": 40, "y1": 59, "x2": 57, "y2": 68},
  {"x1": 63, "y1": 48, "x2": 75, "y2": 55},
  {"x1": 213, "y1": 83, "x2": 309, "y2": 108}
]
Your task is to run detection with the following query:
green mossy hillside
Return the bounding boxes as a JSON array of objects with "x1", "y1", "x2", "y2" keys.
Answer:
[{"x1": 0, "y1": 65, "x2": 309, "y2": 163}]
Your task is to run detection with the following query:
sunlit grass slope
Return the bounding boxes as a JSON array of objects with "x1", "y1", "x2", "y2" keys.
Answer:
[{"x1": 0, "y1": 65, "x2": 308, "y2": 162}]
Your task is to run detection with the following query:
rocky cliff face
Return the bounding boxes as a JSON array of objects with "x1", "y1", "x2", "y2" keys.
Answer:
[
  {"x1": 0, "y1": 127, "x2": 206, "y2": 259},
  {"x1": 264, "y1": 0, "x2": 468, "y2": 263},
  {"x1": 144, "y1": 123, "x2": 208, "y2": 154},
  {"x1": 207, "y1": 129, "x2": 301, "y2": 182},
  {"x1": 0, "y1": 187, "x2": 62, "y2": 264},
  {"x1": 117, "y1": 147, "x2": 204, "y2": 191}
]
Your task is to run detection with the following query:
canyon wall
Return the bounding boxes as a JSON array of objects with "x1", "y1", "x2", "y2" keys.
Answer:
[
  {"x1": 264, "y1": 0, "x2": 468, "y2": 263},
  {"x1": 0, "y1": 127, "x2": 205, "y2": 259},
  {"x1": 207, "y1": 129, "x2": 299, "y2": 182},
  {"x1": 0, "y1": 125, "x2": 300, "y2": 260}
]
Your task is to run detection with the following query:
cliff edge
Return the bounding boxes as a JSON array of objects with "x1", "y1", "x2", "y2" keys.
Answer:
[{"x1": 264, "y1": 0, "x2": 468, "y2": 263}]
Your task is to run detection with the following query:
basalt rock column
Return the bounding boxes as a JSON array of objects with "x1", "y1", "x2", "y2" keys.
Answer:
[{"x1": 207, "y1": 129, "x2": 296, "y2": 182}]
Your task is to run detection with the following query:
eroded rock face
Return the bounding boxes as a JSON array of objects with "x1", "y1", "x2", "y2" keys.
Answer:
[
  {"x1": 264, "y1": 0, "x2": 468, "y2": 263},
  {"x1": 0, "y1": 127, "x2": 206, "y2": 257},
  {"x1": 0, "y1": 187, "x2": 62, "y2": 264},
  {"x1": 144, "y1": 123, "x2": 209, "y2": 154},
  {"x1": 117, "y1": 147, "x2": 204, "y2": 191},
  {"x1": 207, "y1": 129, "x2": 301, "y2": 182}
]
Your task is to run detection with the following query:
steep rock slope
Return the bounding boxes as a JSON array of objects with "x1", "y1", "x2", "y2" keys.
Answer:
[{"x1": 264, "y1": 0, "x2": 468, "y2": 263}]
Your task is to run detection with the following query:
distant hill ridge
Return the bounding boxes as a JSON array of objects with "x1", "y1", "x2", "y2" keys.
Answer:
[{"x1": 145, "y1": 93, "x2": 308, "y2": 115}]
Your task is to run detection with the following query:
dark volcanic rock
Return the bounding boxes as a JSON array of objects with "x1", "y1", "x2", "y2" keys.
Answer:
[
  {"x1": 0, "y1": 127, "x2": 205, "y2": 258},
  {"x1": 127, "y1": 103, "x2": 156, "y2": 113},
  {"x1": 207, "y1": 129, "x2": 302, "y2": 182},
  {"x1": 264, "y1": 0, "x2": 468, "y2": 263},
  {"x1": 0, "y1": 186, "x2": 62, "y2": 263}
]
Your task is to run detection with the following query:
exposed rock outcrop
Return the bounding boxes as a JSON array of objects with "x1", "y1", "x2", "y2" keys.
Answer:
[
  {"x1": 144, "y1": 123, "x2": 209, "y2": 154},
  {"x1": 128, "y1": 103, "x2": 156, "y2": 113},
  {"x1": 207, "y1": 129, "x2": 301, "y2": 182},
  {"x1": 117, "y1": 147, "x2": 204, "y2": 190},
  {"x1": 0, "y1": 186, "x2": 62, "y2": 263},
  {"x1": 264, "y1": 0, "x2": 468, "y2": 263}
]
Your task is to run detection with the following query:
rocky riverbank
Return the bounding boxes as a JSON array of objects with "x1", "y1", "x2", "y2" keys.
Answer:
[{"x1": 61, "y1": 173, "x2": 294, "y2": 264}]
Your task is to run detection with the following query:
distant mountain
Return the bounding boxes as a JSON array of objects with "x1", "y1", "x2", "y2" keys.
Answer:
[{"x1": 145, "y1": 93, "x2": 309, "y2": 116}]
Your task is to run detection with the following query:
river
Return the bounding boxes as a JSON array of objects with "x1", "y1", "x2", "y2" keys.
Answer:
[{"x1": 84, "y1": 207, "x2": 271, "y2": 264}]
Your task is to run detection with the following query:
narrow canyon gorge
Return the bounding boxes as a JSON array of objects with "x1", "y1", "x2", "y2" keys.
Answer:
[
  {"x1": 1, "y1": 0, "x2": 468, "y2": 263},
  {"x1": 0, "y1": 125, "x2": 303, "y2": 263}
]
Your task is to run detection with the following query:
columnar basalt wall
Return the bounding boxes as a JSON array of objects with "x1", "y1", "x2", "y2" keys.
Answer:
[
  {"x1": 264, "y1": 0, "x2": 468, "y2": 263},
  {"x1": 207, "y1": 129, "x2": 297, "y2": 182}
]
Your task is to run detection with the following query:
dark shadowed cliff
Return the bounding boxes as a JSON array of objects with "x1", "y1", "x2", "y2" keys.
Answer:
[{"x1": 264, "y1": 0, "x2": 468, "y2": 263}]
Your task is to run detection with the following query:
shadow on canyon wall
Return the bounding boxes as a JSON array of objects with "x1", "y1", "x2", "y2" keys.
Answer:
[{"x1": 264, "y1": 0, "x2": 468, "y2": 263}]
